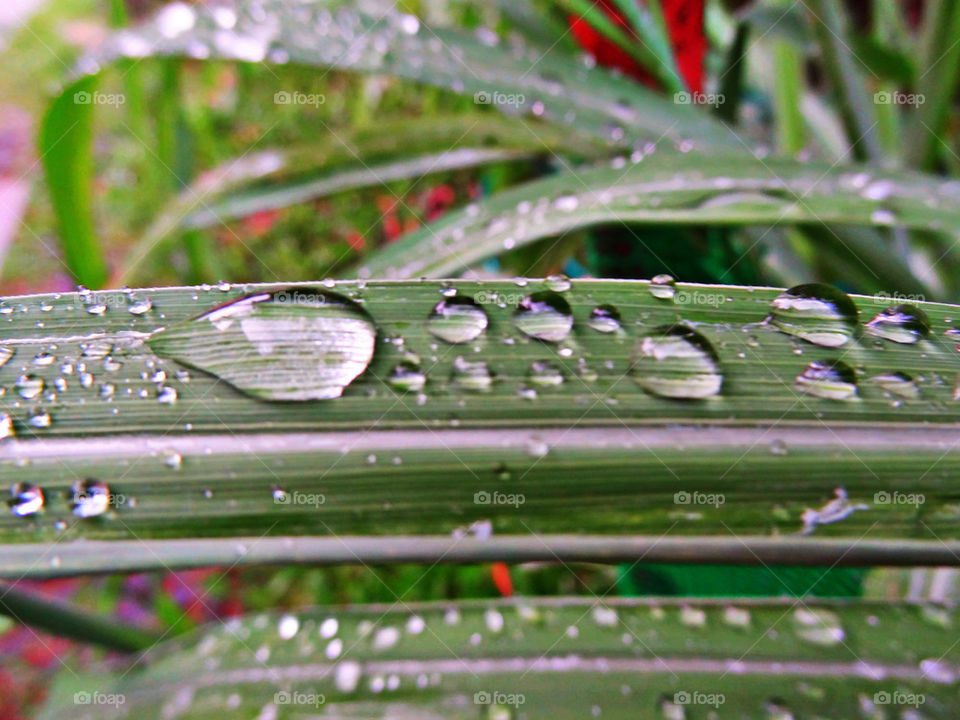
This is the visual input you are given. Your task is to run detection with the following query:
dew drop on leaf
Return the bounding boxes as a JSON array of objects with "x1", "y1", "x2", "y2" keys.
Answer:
[
  {"x1": 148, "y1": 288, "x2": 377, "y2": 401},
  {"x1": 513, "y1": 291, "x2": 574, "y2": 342},
  {"x1": 426, "y1": 295, "x2": 488, "y2": 344},
  {"x1": 769, "y1": 283, "x2": 859, "y2": 347},
  {"x1": 632, "y1": 325, "x2": 723, "y2": 399}
]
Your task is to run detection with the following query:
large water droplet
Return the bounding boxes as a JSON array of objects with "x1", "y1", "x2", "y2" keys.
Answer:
[
  {"x1": 0, "y1": 413, "x2": 13, "y2": 440},
  {"x1": 864, "y1": 304, "x2": 930, "y2": 344},
  {"x1": 70, "y1": 479, "x2": 111, "y2": 518},
  {"x1": 148, "y1": 288, "x2": 376, "y2": 401},
  {"x1": 795, "y1": 360, "x2": 858, "y2": 400},
  {"x1": 0, "y1": 346, "x2": 14, "y2": 368},
  {"x1": 9, "y1": 483, "x2": 43, "y2": 517},
  {"x1": 426, "y1": 295, "x2": 488, "y2": 344},
  {"x1": 632, "y1": 325, "x2": 723, "y2": 399},
  {"x1": 769, "y1": 283, "x2": 859, "y2": 347},
  {"x1": 588, "y1": 305, "x2": 621, "y2": 333},
  {"x1": 513, "y1": 291, "x2": 574, "y2": 342}
]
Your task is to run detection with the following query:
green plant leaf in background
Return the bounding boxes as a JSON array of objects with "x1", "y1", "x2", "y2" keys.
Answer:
[{"x1": 36, "y1": 598, "x2": 960, "y2": 718}]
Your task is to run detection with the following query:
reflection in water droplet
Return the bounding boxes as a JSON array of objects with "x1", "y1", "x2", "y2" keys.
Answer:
[
  {"x1": 387, "y1": 360, "x2": 426, "y2": 392},
  {"x1": 588, "y1": 305, "x2": 621, "y2": 333},
  {"x1": 513, "y1": 291, "x2": 574, "y2": 342},
  {"x1": 870, "y1": 371, "x2": 919, "y2": 399},
  {"x1": 70, "y1": 479, "x2": 111, "y2": 518},
  {"x1": 16, "y1": 375, "x2": 44, "y2": 400},
  {"x1": 865, "y1": 304, "x2": 930, "y2": 344},
  {"x1": 527, "y1": 360, "x2": 564, "y2": 387},
  {"x1": 792, "y1": 607, "x2": 845, "y2": 646},
  {"x1": 795, "y1": 360, "x2": 858, "y2": 400},
  {"x1": 426, "y1": 295, "x2": 488, "y2": 344},
  {"x1": 450, "y1": 356, "x2": 493, "y2": 392},
  {"x1": 769, "y1": 283, "x2": 859, "y2": 347},
  {"x1": 632, "y1": 325, "x2": 723, "y2": 399},
  {"x1": 157, "y1": 386, "x2": 178, "y2": 404},
  {"x1": 0, "y1": 346, "x2": 13, "y2": 367},
  {"x1": 648, "y1": 274, "x2": 676, "y2": 300},
  {"x1": 28, "y1": 410, "x2": 52, "y2": 428},
  {"x1": 128, "y1": 297, "x2": 153, "y2": 315},
  {"x1": 9, "y1": 483, "x2": 43, "y2": 517},
  {"x1": 148, "y1": 288, "x2": 377, "y2": 401}
]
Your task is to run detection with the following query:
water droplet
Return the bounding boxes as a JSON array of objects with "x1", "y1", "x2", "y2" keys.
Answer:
[
  {"x1": 277, "y1": 614, "x2": 299, "y2": 640},
  {"x1": 723, "y1": 606, "x2": 751, "y2": 628},
  {"x1": 427, "y1": 295, "x2": 488, "y2": 344},
  {"x1": 632, "y1": 325, "x2": 723, "y2": 399},
  {"x1": 372, "y1": 626, "x2": 399, "y2": 650},
  {"x1": 865, "y1": 304, "x2": 930, "y2": 344},
  {"x1": 795, "y1": 360, "x2": 858, "y2": 400},
  {"x1": 28, "y1": 410, "x2": 52, "y2": 428},
  {"x1": 15, "y1": 375, "x2": 44, "y2": 400},
  {"x1": 85, "y1": 303, "x2": 107, "y2": 316},
  {"x1": 527, "y1": 360, "x2": 564, "y2": 387},
  {"x1": 70, "y1": 479, "x2": 111, "y2": 518},
  {"x1": 769, "y1": 439, "x2": 788, "y2": 455},
  {"x1": 921, "y1": 657, "x2": 957, "y2": 684},
  {"x1": 553, "y1": 195, "x2": 579, "y2": 211},
  {"x1": 0, "y1": 346, "x2": 13, "y2": 367},
  {"x1": 588, "y1": 305, "x2": 621, "y2": 333},
  {"x1": 544, "y1": 274, "x2": 571, "y2": 292},
  {"x1": 164, "y1": 450, "x2": 183, "y2": 469},
  {"x1": 387, "y1": 360, "x2": 426, "y2": 392},
  {"x1": 450, "y1": 356, "x2": 493, "y2": 392},
  {"x1": 32, "y1": 352, "x2": 55, "y2": 367},
  {"x1": 648, "y1": 274, "x2": 676, "y2": 300},
  {"x1": 9, "y1": 483, "x2": 43, "y2": 517},
  {"x1": 792, "y1": 607, "x2": 844, "y2": 646},
  {"x1": 128, "y1": 297, "x2": 153, "y2": 315},
  {"x1": 320, "y1": 618, "x2": 338, "y2": 638},
  {"x1": 513, "y1": 291, "x2": 574, "y2": 342},
  {"x1": 769, "y1": 283, "x2": 859, "y2": 347},
  {"x1": 871, "y1": 371, "x2": 919, "y2": 399},
  {"x1": 148, "y1": 288, "x2": 377, "y2": 401},
  {"x1": 484, "y1": 608, "x2": 505, "y2": 632},
  {"x1": 157, "y1": 386, "x2": 178, "y2": 404}
]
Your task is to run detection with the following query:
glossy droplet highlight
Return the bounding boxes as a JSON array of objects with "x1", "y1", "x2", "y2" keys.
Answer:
[
  {"x1": 632, "y1": 325, "x2": 723, "y2": 399},
  {"x1": 769, "y1": 283, "x2": 859, "y2": 347},
  {"x1": 15, "y1": 375, "x2": 44, "y2": 400},
  {"x1": 426, "y1": 295, "x2": 488, "y2": 344},
  {"x1": 795, "y1": 360, "x2": 858, "y2": 400},
  {"x1": 148, "y1": 288, "x2": 376, "y2": 401},
  {"x1": 792, "y1": 607, "x2": 845, "y2": 646},
  {"x1": 513, "y1": 291, "x2": 574, "y2": 342},
  {"x1": 865, "y1": 304, "x2": 930, "y2": 344},
  {"x1": 9, "y1": 483, "x2": 43, "y2": 517},
  {"x1": 0, "y1": 346, "x2": 13, "y2": 368},
  {"x1": 587, "y1": 305, "x2": 621, "y2": 333},
  {"x1": 527, "y1": 360, "x2": 564, "y2": 387}
]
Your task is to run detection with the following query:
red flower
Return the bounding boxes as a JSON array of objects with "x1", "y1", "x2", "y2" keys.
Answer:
[{"x1": 568, "y1": 0, "x2": 705, "y2": 93}]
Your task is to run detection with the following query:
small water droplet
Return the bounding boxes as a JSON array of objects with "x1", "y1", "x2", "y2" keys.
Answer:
[
  {"x1": 792, "y1": 607, "x2": 844, "y2": 646},
  {"x1": 0, "y1": 346, "x2": 13, "y2": 367},
  {"x1": 865, "y1": 304, "x2": 930, "y2": 344},
  {"x1": 769, "y1": 283, "x2": 859, "y2": 347},
  {"x1": 148, "y1": 288, "x2": 377, "y2": 401},
  {"x1": 15, "y1": 375, "x2": 44, "y2": 399},
  {"x1": 870, "y1": 371, "x2": 919, "y2": 399},
  {"x1": 648, "y1": 274, "x2": 676, "y2": 300},
  {"x1": 513, "y1": 291, "x2": 574, "y2": 342},
  {"x1": 632, "y1": 325, "x2": 723, "y2": 399},
  {"x1": 9, "y1": 483, "x2": 43, "y2": 517},
  {"x1": 32, "y1": 352, "x2": 55, "y2": 367},
  {"x1": 128, "y1": 297, "x2": 153, "y2": 315},
  {"x1": 277, "y1": 614, "x2": 299, "y2": 640},
  {"x1": 544, "y1": 274, "x2": 571, "y2": 292},
  {"x1": 427, "y1": 295, "x2": 488, "y2": 344},
  {"x1": 588, "y1": 305, "x2": 621, "y2": 333},
  {"x1": 70, "y1": 479, "x2": 111, "y2": 518},
  {"x1": 28, "y1": 410, "x2": 52, "y2": 428},
  {"x1": 527, "y1": 360, "x2": 564, "y2": 387},
  {"x1": 387, "y1": 360, "x2": 426, "y2": 392},
  {"x1": 795, "y1": 360, "x2": 858, "y2": 400},
  {"x1": 450, "y1": 356, "x2": 493, "y2": 392},
  {"x1": 157, "y1": 386, "x2": 178, "y2": 404}
]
